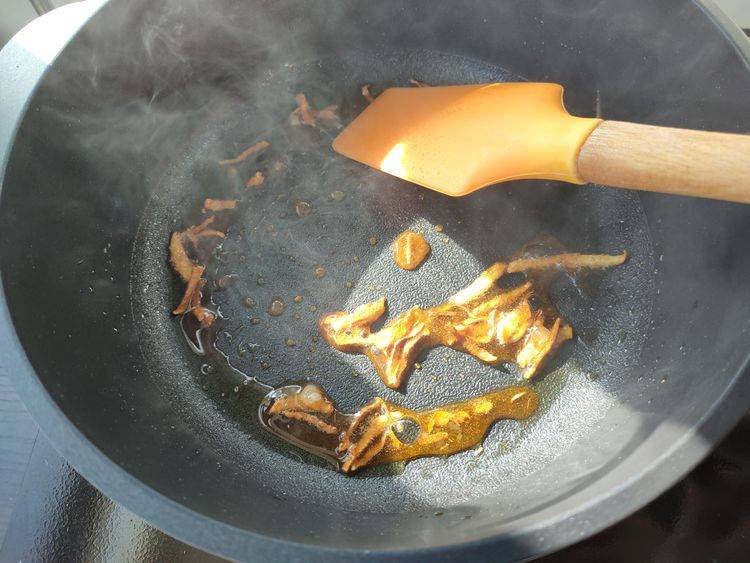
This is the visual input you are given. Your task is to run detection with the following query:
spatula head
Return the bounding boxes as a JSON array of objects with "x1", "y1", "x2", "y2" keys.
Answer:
[{"x1": 332, "y1": 83, "x2": 601, "y2": 196}]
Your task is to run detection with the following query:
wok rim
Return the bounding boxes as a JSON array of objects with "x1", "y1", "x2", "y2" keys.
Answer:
[{"x1": 0, "y1": 0, "x2": 749, "y2": 560}]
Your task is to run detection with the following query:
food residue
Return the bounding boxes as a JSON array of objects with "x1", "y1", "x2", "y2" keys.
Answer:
[
  {"x1": 393, "y1": 230, "x2": 430, "y2": 270},
  {"x1": 245, "y1": 171, "x2": 265, "y2": 187},
  {"x1": 218, "y1": 140, "x2": 269, "y2": 166},
  {"x1": 319, "y1": 251, "x2": 627, "y2": 389},
  {"x1": 168, "y1": 216, "x2": 227, "y2": 329},
  {"x1": 202, "y1": 199, "x2": 238, "y2": 213},
  {"x1": 290, "y1": 93, "x2": 339, "y2": 127},
  {"x1": 361, "y1": 84, "x2": 375, "y2": 103},
  {"x1": 260, "y1": 382, "x2": 537, "y2": 474}
]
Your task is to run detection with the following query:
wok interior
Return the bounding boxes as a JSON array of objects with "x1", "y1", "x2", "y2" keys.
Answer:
[{"x1": 2, "y1": 0, "x2": 750, "y2": 553}]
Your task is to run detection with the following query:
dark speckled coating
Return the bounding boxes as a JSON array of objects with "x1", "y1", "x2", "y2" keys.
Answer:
[{"x1": 1, "y1": 0, "x2": 750, "y2": 560}]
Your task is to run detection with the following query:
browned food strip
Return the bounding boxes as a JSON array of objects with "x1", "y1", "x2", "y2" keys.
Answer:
[
  {"x1": 184, "y1": 216, "x2": 226, "y2": 245},
  {"x1": 281, "y1": 411, "x2": 338, "y2": 435},
  {"x1": 392, "y1": 230, "x2": 431, "y2": 270},
  {"x1": 245, "y1": 171, "x2": 265, "y2": 187},
  {"x1": 290, "y1": 93, "x2": 340, "y2": 126},
  {"x1": 320, "y1": 252, "x2": 626, "y2": 388},
  {"x1": 170, "y1": 219, "x2": 224, "y2": 281},
  {"x1": 169, "y1": 215, "x2": 228, "y2": 326},
  {"x1": 173, "y1": 265, "x2": 205, "y2": 315},
  {"x1": 259, "y1": 382, "x2": 538, "y2": 474},
  {"x1": 202, "y1": 198, "x2": 238, "y2": 213},
  {"x1": 316, "y1": 105, "x2": 339, "y2": 120},
  {"x1": 295, "y1": 93, "x2": 316, "y2": 126},
  {"x1": 169, "y1": 232, "x2": 194, "y2": 283},
  {"x1": 192, "y1": 306, "x2": 216, "y2": 328},
  {"x1": 507, "y1": 251, "x2": 628, "y2": 273},
  {"x1": 361, "y1": 84, "x2": 375, "y2": 103},
  {"x1": 218, "y1": 140, "x2": 269, "y2": 165}
]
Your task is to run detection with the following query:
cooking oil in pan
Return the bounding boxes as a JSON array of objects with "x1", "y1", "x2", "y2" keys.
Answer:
[{"x1": 129, "y1": 48, "x2": 655, "y2": 494}]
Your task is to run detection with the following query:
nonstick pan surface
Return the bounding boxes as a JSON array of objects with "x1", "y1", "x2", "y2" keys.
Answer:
[
  {"x1": 2, "y1": 0, "x2": 750, "y2": 560},
  {"x1": 132, "y1": 49, "x2": 655, "y2": 514}
]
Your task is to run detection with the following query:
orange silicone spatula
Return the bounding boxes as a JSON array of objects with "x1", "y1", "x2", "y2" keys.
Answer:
[{"x1": 332, "y1": 83, "x2": 750, "y2": 203}]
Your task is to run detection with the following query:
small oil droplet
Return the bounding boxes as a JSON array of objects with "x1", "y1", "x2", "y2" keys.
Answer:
[
  {"x1": 250, "y1": 317, "x2": 261, "y2": 325},
  {"x1": 393, "y1": 231, "x2": 430, "y2": 270},
  {"x1": 308, "y1": 304, "x2": 318, "y2": 312},
  {"x1": 200, "y1": 363, "x2": 214, "y2": 375},
  {"x1": 293, "y1": 295, "x2": 304, "y2": 303},
  {"x1": 369, "y1": 236, "x2": 378, "y2": 246},
  {"x1": 344, "y1": 281, "x2": 353, "y2": 289},
  {"x1": 285, "y1": 337, "x2": 296, "y2": 347},
  {"x1": 243, "y1": 297, "x2": 256, "y2": 308},
  {"x1": 217, "y1": 275, "x2": 235, "y2": 289},
  {"x1": 330, "y1": 190, "x2": 345, "y2": 202},
  {"x1": 256, "y1": 275, "x2": 266, "y2": 285},
  {"x1": 434, "y1": 224, "x2": 444, "y2": 233},
  {"x1": 268, "y1": 298, "x2": 285, "y2": 316},
  {"x1": 294, "y1": 200, "x2": 313, "y2": 218},
  {"x1": 314, "y1": 266, "x2": 326, "y2": 279}
]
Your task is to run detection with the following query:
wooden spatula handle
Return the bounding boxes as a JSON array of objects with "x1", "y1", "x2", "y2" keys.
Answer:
[{"x1": 577, "y1": 120, "x2": 750, "y2": 203}]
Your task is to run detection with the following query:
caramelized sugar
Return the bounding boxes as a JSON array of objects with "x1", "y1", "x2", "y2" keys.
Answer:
[
  {"x1": 259, "y1": 381, "x2": 537, "y2": 474},
  {"x1": 393, "y1": 230, "x2": 431, "y2": 270},
  {"x1": 319, "y1": 252, "x2": 626, "y2": 389}
]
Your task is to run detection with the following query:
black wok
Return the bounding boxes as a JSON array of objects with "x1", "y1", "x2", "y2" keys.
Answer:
[{"x1": 1, "y1": 0, "x2": 749, "y2": 560}]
